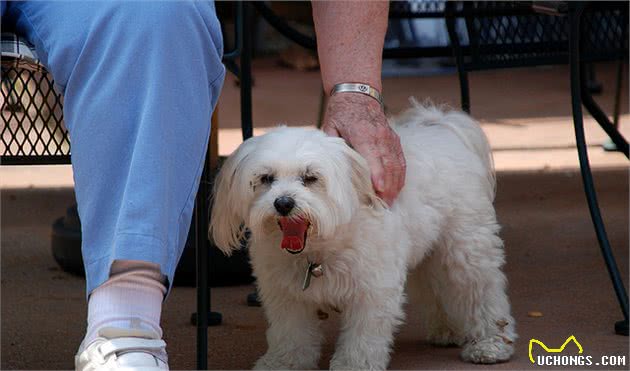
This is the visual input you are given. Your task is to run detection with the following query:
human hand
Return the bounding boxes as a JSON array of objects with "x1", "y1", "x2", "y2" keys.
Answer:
[{"x1": 322, "y1": 93, "x2": 406, "y2": 206}]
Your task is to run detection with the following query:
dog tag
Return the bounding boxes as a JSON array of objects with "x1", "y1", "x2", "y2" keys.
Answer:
[
  {"x1": 302, "y1": 264, "x2": 313, "y2": 291},
  {"x1": 311, "y1": 264, "x2": 323, "y2": 277},
  {"x1": 302, "y1": 262, "x2": 323, "y2": 291}
]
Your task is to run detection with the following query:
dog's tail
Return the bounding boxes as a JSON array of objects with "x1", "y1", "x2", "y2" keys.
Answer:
[{"x1": 394, "y1": 98, "x2": 496, "y2": 199}]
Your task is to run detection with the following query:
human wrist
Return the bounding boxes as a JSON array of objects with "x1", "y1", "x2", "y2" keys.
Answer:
[
  {"x1": 326, "y1": 92, "x2": 385, "y2": 119},
  {"x1": 329, "y1": 89, "x2": 382, "y2": 104},
  {"x1": 330, "y1": 83, "x2": 384, "y2": 110}
]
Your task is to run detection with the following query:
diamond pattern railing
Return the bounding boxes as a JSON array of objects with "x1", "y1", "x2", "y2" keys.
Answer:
[
  {"x1": 459, "y1": 1, "x2": 628, "y2": 70},
  {"x1": 1, "y1": 64, "x2": 70, "y2": 164},
  {"x1": 582, "y1": 6, "x2": 629, "y2": 60}
]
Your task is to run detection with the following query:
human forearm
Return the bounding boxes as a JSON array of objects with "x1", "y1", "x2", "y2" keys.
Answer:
[
  {"x1": 312, "y1": 1, "x2": 405, "y2": 205},
  {"x1": 312, "y1": 1, "x2": 389, "y2": 94}
]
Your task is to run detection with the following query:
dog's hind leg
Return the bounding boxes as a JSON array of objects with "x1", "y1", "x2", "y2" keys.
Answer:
[
  {"x1": 254, "y1": 295, "x2": 323, "y2": 370},
  {"x1": 408, "y1": 258, "x2": 462, "y2": 347},
  {"x1": 426, "y1": 226, "x2": 516, "y2": 364}
]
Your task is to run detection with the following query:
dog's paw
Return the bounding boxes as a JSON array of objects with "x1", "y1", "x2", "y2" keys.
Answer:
[{"x1": 460, "y1": 335, "x2": 514, "y2": 364}]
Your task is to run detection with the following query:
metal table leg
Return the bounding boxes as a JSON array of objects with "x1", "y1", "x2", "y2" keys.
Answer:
[{"x1": 569, "y1": 3, "x2": 629, "y2": 336}]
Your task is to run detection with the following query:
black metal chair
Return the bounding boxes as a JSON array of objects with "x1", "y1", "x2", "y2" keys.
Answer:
[
  {"x1": 444, "y1": 0, "x2": 628, "y2": 336},
  {"x1": 1, "y1": 3, "x2": 255, "y2": 369}
]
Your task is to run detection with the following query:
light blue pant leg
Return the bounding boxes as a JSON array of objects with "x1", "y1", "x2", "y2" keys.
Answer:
[{"x1": 7, "y1": 1, "x2": 225, "y2": 295}]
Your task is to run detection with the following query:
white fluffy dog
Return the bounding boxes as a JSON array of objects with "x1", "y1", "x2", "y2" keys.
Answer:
[{"x1": 210, "y1": 102, "x2": 516, "y2": 370}]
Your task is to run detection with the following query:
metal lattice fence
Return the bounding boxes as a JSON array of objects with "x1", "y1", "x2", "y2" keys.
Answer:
[
  {"x1": 1, "y1": 64, "x2": 70, "y2": 164},
  {"x1": 460, "y1": 1, "x2": 628, "y2": 69}
]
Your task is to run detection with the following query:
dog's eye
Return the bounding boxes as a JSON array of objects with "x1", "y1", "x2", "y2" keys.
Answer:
[
  {"x1": 302, "y1": 175, "x2": 318, "y2": 185},
  {"x1": 260, "y1": 174, "x2": 275, "y2": 184}
]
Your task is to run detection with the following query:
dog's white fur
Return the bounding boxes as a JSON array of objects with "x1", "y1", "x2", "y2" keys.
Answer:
[{"x1": 210, "y1": 101, "x2": 516, "y2": 370}]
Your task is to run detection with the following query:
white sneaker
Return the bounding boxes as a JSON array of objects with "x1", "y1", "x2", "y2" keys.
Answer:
[{"x1": 75, "y1": 327, "x2": 168, "y2": 371}]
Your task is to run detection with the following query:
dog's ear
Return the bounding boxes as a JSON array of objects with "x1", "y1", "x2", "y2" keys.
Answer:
[
  {"x1": 338, "y1": 140, "x2": 387, "y2": 210},
  {"x1": 209, "y1": 137, "x2": 258, "y2": 256}
]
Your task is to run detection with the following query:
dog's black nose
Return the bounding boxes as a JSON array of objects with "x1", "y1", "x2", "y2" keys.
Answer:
[{"x1": 274, "y1": 196, "x2": 295, "y2": 216}]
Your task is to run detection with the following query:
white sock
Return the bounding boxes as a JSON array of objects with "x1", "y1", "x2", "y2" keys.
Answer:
[{"x1": 79, "y1": 260, "x2": 167, "y2": 353}]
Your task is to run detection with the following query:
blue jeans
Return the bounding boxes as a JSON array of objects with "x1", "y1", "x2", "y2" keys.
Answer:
[{"x1": 4, "y1": 1, "x2": 225, "y2": 295}]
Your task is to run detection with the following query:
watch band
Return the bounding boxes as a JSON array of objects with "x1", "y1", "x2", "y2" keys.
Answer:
[{"x1": 330, "y1": 83, "x2": 384, "y2": 109}]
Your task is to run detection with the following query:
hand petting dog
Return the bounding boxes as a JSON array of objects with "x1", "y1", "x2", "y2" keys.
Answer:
[{"x1": 322, "y1": 93, "x2": 406, "y2": 206}]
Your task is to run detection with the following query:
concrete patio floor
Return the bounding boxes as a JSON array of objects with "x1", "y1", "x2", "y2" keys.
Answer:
[{"x1": 2, "y1": 61, "x2": 629, "y2": 369}]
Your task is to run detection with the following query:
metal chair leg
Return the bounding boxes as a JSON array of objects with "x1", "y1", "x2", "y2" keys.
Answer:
[
  {"x1": 240, "y1": 1, "x2": 254, "y2": 141},
  {"x1": 195, "y1": 142, "x2": 223, "y2": 370},
  {"x1": 579, "y1": 65, "x2": 629, "y2": 158},
  {"x1": 445, "y1": 4, "x2": 470, "y2": 114},
  {"x1": 192, "y1": 3, "x2": 254, "y2": 366},
  {"x1": 586, "y1": 63, "x2": 603, "y2": 95},
  {"x1": 603, "y1": 60, "x2": 625, "y2": 152},
  {"x1": 569, "y1": 4, "x2": 628, "y2": 336},
  {"x1": 195, "y1": 166, "x2": 210, "y2": 370},
  {"x1": 612, "y1": 61, "x2": 624, "y2": 129}
]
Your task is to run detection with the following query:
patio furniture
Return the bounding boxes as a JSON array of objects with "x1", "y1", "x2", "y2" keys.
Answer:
[
  {"x1": 444, "y1": 0, "x2": 628, "y2": 336},
  {"x1": 253, "y1": 0, "x2": 629, "y2": 336},
  {"x1": 1, "y1": 3, "x2": 255, "y2": 368}
]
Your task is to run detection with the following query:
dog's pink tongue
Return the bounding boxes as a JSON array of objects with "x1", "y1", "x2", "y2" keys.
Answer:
[{"x1": 278, "y1": 218, "x2": 308, "y2": 252}]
